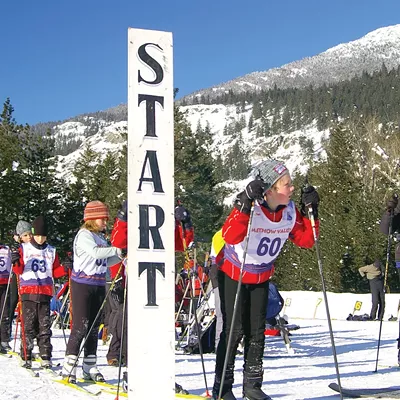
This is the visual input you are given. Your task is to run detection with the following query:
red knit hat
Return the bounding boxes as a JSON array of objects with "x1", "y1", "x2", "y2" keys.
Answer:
[{"x1": 84, "y1": 201, "x2": 109, "y2": 221}]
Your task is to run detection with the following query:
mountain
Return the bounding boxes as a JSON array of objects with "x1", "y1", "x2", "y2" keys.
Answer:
[
  {"x1": 42, "y1": 25, "x2": 399, "y2": 192},
  {"x1": 180, "y1": 24, "x2": 400, "y2": 103}
]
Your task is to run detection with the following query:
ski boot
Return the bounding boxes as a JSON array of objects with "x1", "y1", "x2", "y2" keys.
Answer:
[
  {"x1": 40, "y1": 356, "x2": 53, "y2": 369},
  {"x1": 122, "y1": 371, "x2": 128, "y2": 392},
  {"x1": 1, "y1": 342, "x2": 11, "y2": 351},
  {"x1": 62, "y1": 354, "x2": 78, "y2": 383},
  {"x1": 82, "y1": 355, "x2": 105, "y2": 382},
  {"x1": 21, "y1": 359, "x2": 32, "y2": 369},
  {"x1": 175, "y1": 382, "x2": 189, "y2": 394},
  {"x1": 212, "y1": 389, "x2": 237, "y2": 399},
  {"x1": 243, "y1": 382, "x2": 272, "y2": 400},
  {"x1": 212, "y1": 381, "x2": 237, "y2": 400}
]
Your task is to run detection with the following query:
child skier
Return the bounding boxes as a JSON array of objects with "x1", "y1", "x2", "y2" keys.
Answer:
[
  {"x1": 0, "y1": 242, "x2": 12, "y2": 352},
  {"x1": 62, "y1": 201, "x2": 122, "y2": 383},
  {"x1": 9, "y1": 221, "x2": 32, "y2": 338},
  {"x1": 212, "y1": 159, "x2": 319, "y2": 400},
  {"x1": 12, "y1": 215, "x2": 66, "y2": 368}
]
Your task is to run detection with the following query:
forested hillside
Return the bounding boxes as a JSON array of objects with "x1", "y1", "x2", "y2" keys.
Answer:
[{"x1": 1, "y1": 64, "x2": 399, "y2": 293}]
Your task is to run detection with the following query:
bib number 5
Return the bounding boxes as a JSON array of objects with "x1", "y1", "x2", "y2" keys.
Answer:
[{"x1": 0, "y1": 256, "x2": 6, "y2": 271}]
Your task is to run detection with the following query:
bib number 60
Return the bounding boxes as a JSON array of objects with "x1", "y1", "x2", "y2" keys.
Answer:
[{"x1": 257, "y1": 237, "x2": 282, "y2": 257}]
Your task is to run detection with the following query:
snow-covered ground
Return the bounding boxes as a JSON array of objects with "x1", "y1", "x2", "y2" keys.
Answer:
[{"x1": 2, "y1": 290, "x2": 400, "y2": 400}]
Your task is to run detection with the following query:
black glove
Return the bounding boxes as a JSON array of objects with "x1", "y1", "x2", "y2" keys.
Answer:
[
  {"x1": 117, "y1": 200, "x2": 128, "y2": 222},
  {"x1": 245, "y1": 179, "x2": 267, "y2": 201},
  {"x1": 387, "y1": 195, "x2": 399, "y2": 213},
  {"x1": 111, "y1": 278, "x2": 124, "y2": 304},
  {"x1": 175, "y1": 205, "x2": 189, "y2": 222},
  {"x1": 234, "y1": 180, "x2": 267, "y2": 214},
  {"x1": 11, "y1": 251, "x2": 20, "y2": 265},
  {"x1": 187, "y1": 241, "x2": 195, "y2": 250},
  {"x1": 300, "y1": 185, "x2": 320, "y2": 219}
]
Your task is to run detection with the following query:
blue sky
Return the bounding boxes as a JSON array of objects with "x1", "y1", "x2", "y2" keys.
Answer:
[{"x1": 1, "y1": 0, "x2": 400, "y2": 125}]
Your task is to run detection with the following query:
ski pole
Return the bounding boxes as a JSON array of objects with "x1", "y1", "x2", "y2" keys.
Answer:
[
  {"x1": 13, "y1": 317, "x2": 19, "y2": 353},
  {"x1": 217, "y1": 203, "x2": 255, "y2": 400},
  {"x1": 374, "y1": 201, "x2": 395, "y2": 373},
  {"x1": 115, "y1": 261, "x2": 128, "y2": 399},
  {"x1": 0, "y1": 270, "x2": 13, "y2": 337},
  {"x1": 52, "y1": 287, "x2": 70, "y2": 329},
  {"x1": 307, "y1": 201, "x2": 343, "y2": 400},
  {"x1": 54, "y1": 288, "x2": 68, "y2": 346},
  {"x1": 190, "y1": 248, "x2": 211, "y2": 398}
]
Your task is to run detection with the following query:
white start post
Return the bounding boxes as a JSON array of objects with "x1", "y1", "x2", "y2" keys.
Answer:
[{"x1": 127, "y1": 28, "x2": 175, "y2": 399}]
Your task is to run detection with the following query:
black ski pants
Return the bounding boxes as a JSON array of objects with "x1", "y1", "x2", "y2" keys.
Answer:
[
  {"x1": 21, "y1": 299, "x2": 52, "y2": 359},
  {"x1": 0, "y1": 284, "x2": 10, "y2": 342},
  {"x1": 9, "y1": 274, "x2": 18, "y2": 335},
  {"x1": 66, "y1": 280, "x2": 105, "y2": 357},
  {"x1": 369, "y1": 277, "x2": 385, "y2": 320},
  {"x1": 106, "y1": 292, "x2": 127, "y2": 363},
  {"x1": 213, "y1": 271, "x2": 268, "y2": 395}
]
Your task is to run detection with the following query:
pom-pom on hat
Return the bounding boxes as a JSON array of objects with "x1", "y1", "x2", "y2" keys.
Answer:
[
  {"x1": 31, "y1": 216, "x2": 48, "y2": 236},
  {"x1": 16, "y1": 220, "x2": 32, "y2": 236},
  {"x1": 84, "y1": 201, "x2": 109, "y2": 221},
  {"x1": 252, "y1": 159, "x2": 289, "y2": 190}
]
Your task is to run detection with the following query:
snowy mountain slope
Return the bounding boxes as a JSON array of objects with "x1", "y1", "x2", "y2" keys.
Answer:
[
  {"x1": 48, "y1": 25, "x2": 399, "y2": 187},
  {"x1": 182, "y1": 24, "x2": 400, "y2": 102},
  {"x1": 54, "y1": 119, "x2": 126, "y2": 181}
]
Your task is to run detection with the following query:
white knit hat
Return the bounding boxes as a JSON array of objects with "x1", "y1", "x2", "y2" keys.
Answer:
[{"x1": 16, "y1": 220, "x2": 32, "y2": 236}]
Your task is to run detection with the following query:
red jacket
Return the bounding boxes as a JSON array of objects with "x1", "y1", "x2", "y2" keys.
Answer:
[
  {"x1": 221, "y1": 206, "x2": 319, "y2": 284},
  {"x1": 110, "y1": 218, "x2": 127, "y2": 283},
  {"x1": 110, "y1": 215, "x2": 194, "y2": 253},
  {"x1": 175, "y1": 220, "x2": 194, "y2": 252}
]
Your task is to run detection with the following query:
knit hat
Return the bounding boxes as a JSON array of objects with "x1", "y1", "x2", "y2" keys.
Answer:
[
  {"x1": 31, "y1": 215, "x2": 48, "y2": 236},
  {"x1": 84, "y1": 201, "x2": 109, "y2": 221},
  {"x1": 16, "y1": 220, "x2": 32, "y2": 236},
  {"x1": 252, "y1": 159, "x2": 289, "y2": 190}
]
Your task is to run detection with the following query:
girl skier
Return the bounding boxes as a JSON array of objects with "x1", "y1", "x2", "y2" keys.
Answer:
[
  {"x1": 212, "y1": 159, "x2": 320, "y2": 400},
  {"x1": 61, "y1": 201, "x2": 122, "y2": 383}
]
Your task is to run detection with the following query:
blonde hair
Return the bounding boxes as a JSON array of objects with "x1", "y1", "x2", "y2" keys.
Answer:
[{"x1": 81, "y1": 219, "x2": 103, "y2": 232}]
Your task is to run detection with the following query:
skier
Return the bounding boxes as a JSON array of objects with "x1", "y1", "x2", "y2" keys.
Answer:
[
  {"x1": 175, "y1": 200, "x2": 194, "y2": 252},
  {"x1": 12, "y1": 215, "x2": 67, "y2": 368},
  {"x1": 358, "y1": 259, "x2": 385, "y2": 320},
  {"x1": 379, "y1": 194, "x2": 400, "y2": 363},
  {"x1": 9, "y1": 221, "x2": 33, "y2": 338},
  {"x1": 61, "y1": 201, "x2": 122, "y2": 383},
  {"x1": 0, "y1": 242, "x2": 12, "y2": 353},
  {"x1": 212, "y1": 159, "x2": 320, "y2": 400}
]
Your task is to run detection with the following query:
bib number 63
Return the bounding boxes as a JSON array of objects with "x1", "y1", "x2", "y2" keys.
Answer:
[{"x1": 31, "y1": 259, "x2": 47, "y2": 273}]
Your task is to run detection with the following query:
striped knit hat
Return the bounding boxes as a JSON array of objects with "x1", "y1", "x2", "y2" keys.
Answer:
[
  {"x1": 84, "y1": 201, "x2": 109, "y2": 221},
  {"x1": 252, "y1": 159, "x2": 289, "y2": 190}
]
